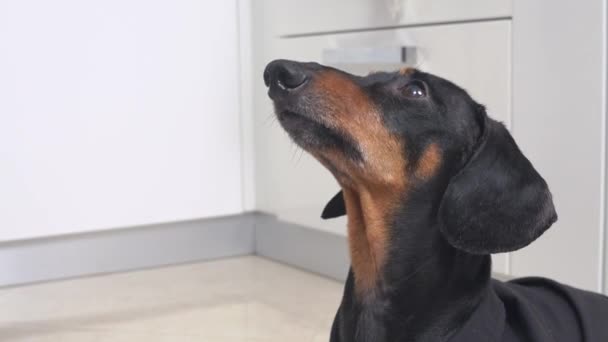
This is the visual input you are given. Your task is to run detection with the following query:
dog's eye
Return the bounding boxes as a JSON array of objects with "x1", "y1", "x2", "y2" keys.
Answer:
[{"x1": 403, "y1": 81, "x2": 426, "y2": 98}]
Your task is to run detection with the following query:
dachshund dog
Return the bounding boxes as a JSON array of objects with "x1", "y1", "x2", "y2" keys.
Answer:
[{"x1": 264, "y1": 60, "x2": 608, "y2": 342}]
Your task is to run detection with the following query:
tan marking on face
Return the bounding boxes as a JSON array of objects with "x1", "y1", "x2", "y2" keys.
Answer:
[
  {"x1": 314, "y1": 71, "x2": 405, "y2": 185},
  {"x1": 399, "y1": 67, "x2": 415, "y2": 76},
  {"x1": 414, "y1": 143, "x2": 442, "y2": 180},
  {"x1": 312, "y1": 71, "x2": 407, "y2": 295}
]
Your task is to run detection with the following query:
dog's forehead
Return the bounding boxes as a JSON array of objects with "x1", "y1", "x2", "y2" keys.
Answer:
[
  {"x1": 362, "y1": 70, "x2": 402, "y2": 84},
  {"x1": 359, "y1": 68, "x2": 426, "y2": 88}
]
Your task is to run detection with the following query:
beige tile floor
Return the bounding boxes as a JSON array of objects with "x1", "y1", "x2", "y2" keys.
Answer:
[{"x1": 0, "y1": 256, "x2": 344, "y2": 341}]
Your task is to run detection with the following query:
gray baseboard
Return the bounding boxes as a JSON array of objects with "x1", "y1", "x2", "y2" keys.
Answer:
[
  {"x1": 0, "y1": 212, "x2": 510, "y2": 288},
  {"x1": 2, "y1": 212, "x2": 347, "y2": 288},
  {"x1": 0, "y1": 214, "x2": 256, "y2": 287},
  {"x1": 255, "y1": 215, "x2": 350, "y2": 282}
]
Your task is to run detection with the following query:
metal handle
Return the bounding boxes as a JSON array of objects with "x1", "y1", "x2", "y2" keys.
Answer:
[{"x1": 322, "y1": 46, "x2": 416, "y2": 68}]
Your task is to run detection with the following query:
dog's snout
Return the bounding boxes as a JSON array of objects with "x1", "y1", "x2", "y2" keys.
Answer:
[{"x1": 264, "y1": 60, "x2": 310, "y2": 98}]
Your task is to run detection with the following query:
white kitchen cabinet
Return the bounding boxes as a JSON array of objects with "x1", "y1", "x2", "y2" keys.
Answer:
[
  {"x1": 254, "y1": 19, "x2": 512, "y2": 274},
  {"x1": 0, "y1": 1, "x2": 244, "y2": 241}
]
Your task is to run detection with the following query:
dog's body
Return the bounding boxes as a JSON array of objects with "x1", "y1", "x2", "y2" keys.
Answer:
[
  {"x1": 264, "y1": 60, "x2": 608, "y2": 341},
  {"x1": 332, "y1": 273, "x2": 608, "y2": 341}
]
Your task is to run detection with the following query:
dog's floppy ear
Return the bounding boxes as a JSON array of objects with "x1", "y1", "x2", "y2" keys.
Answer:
[
  {"x1": 321, "y1": 191, "x2": 346, "y2": 219},
  {"x1": 438, "y1": 114, "x2": 557, "y2": 254}
]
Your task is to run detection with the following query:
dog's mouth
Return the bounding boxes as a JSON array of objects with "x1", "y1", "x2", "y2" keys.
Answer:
[
  {"x1": 276, "y1": 109, "x2": 310, "y2": 123},
  {"x1": 275, "y1": 108, "x2": 363, "y2": 163}
]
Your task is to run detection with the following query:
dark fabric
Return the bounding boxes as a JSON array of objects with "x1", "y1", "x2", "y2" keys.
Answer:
[{"x1": 449, "y1": 278, "x2": 608, "y2": 342}]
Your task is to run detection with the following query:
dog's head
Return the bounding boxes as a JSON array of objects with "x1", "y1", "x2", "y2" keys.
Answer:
[{"x1": 264, "y1": 59, "x2": 557, "y2": 255}]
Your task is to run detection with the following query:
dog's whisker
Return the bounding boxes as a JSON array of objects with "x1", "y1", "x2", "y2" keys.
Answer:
[
  {"x1": 288, "y1": 142, "x2": 299, "y2": 163},
  {"x1": 295, "y1": 147, "x2": 305, "y2": 165},
  {"x1": 263, "y1": 113, "x2": 278, "y2": 125}
]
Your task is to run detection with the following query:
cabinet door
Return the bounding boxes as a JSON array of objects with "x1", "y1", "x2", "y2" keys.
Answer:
[
  {"x1": 254, "y1": 20, "x2": 512, "y2": 273},
  {"x1": 0, "y1": 0, "x2": 243, "y2": 241}
]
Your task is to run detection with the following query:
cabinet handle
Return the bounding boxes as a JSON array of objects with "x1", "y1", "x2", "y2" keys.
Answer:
[{"x1": 322, "y1": 46, "x2": 416, "y2": 67}]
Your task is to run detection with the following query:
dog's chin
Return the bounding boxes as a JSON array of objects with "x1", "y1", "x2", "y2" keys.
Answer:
[
  {"x1": 276, "y1": 110, "x2": 363, "y2": 162},
  {"x1": 276, "y1": 110, "x2": 328, "y2": 149}
]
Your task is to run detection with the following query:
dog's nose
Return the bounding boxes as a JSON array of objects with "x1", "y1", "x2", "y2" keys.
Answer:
[{"x1": 264, "y1": 60, "x2": 309, "y2": 95}]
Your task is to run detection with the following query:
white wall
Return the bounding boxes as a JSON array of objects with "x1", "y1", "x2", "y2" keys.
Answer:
[{"x1": 0, "y1": 1, "x2": 244, "y2": 241}]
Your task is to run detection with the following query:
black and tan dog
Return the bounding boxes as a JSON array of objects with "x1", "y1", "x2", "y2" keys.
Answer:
[{"x1": 264, "y1": 60, "x2": 608, "y2": 342}]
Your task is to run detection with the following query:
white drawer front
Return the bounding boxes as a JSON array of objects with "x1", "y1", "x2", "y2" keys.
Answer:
[{"x1": 264, "y1": 0, "x2": 512, "y2": 36}]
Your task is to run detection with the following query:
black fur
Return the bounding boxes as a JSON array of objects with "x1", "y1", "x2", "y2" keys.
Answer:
[
  {"x1": 438, "y1": 114, "x2": 557, "y2": 254},
  {"x1": 320, "y1": 113, "x2": 558, "y2": 255},
  {"x1": 264, "y1": 60, "x2": 608, "y2": 342},
  {"x1": 321, "y1": 191, "x2": 345, "y2": 219}
]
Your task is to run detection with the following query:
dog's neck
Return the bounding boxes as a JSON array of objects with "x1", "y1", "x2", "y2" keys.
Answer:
[{"x1": 337, "y1": 181, "x2": 491, "y2": 342}]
